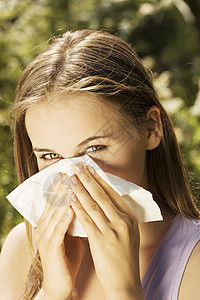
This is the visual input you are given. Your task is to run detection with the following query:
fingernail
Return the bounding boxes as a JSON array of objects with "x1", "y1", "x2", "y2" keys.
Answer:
[
  {"x1": 74, "y1": 163, "x2": 84, "y2": 173},
  {"x1": 70, "y1": 191, "x2": 77, "y2": 202},
  {"x1": 70, "y1": 174, "x2": 79, "y2": 185},
  {"x1": 87, "y1": 166, "x2": 96, "y2": 175}
]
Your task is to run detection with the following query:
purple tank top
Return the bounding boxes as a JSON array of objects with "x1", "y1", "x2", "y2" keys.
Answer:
[{"x1": 142, "y1": 215, "x2": 200, "y2": 299}]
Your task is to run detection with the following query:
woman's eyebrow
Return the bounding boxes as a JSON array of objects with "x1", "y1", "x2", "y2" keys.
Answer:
[
  {"x1": 76, "y1": 133, "x2": 113, "y2": 148},
  {"x1": 33, "y1": 133, "x2": 114, "y2": 153}
]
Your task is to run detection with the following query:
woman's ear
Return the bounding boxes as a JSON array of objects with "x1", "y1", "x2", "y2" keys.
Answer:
[{"x1": 145, "y1": 106, "x2": 163, "y2": 150}]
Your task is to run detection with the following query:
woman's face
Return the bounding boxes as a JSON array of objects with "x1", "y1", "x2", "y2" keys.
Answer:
[{"x1": 25, "y1": 93, "x2": 149, "y2": 189}]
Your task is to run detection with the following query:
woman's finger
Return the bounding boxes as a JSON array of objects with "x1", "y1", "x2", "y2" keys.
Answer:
[
  {"x1": 69, "y1": 177, "x2": 113, "y2": 234},
  {"x1": 69, "y1": 169, "x2": 120, "y2": 223},
  {"x1": 36, "y1": 173, "x2": 72, "y2": 241},
  {"x1": 38, "y1": 172, "x2": 70, "y2": 226},
  {"x1": 34, "y1": 196, "x2": 73, "y2": 249},
  {"x1": 70, "y1": 192, "x2": 103, "y2": 237},
  {"x1": 72, "y1": 163, "x2": 130, "y2": 216},
  {"x1": 39, "y1": 172, "x2": 62, "y2": 224},
  {"x1": 52, "y1": 206, "x2": 74, "y2": 246}
]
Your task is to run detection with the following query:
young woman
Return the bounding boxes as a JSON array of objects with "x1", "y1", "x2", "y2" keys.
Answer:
[{"x1": 0, "y1": 30, "x2": 200, "y2": 300}]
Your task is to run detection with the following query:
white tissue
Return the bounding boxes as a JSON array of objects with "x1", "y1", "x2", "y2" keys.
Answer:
[{"x1": 6, "y1": 154, "x2": 163, "y2": 237}]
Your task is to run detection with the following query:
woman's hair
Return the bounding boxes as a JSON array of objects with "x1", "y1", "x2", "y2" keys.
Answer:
[{"x1": 11, "y1": 29, "x2": 199, "y2": 299}]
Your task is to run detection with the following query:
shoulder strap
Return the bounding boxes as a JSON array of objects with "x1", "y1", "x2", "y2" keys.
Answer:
[{"x1": 142, "y1": 216, "x2": 200, "y2": 299}]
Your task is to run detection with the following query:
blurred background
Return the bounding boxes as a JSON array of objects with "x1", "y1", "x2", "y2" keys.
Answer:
[{"x1": 0, "y1": 0, "x2": 200, "y2": 250}]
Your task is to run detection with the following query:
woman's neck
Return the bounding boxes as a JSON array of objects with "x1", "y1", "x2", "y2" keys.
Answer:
[{"x1": 139, "y1": 205, "x2": 176, "y2": 250}]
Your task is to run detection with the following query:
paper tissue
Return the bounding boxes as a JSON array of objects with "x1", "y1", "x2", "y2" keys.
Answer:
[{"x1": 6, "y1": 154, "x2": 163, "y2": 237}]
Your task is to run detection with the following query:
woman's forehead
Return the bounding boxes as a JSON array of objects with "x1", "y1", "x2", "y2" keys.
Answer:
[
  {"x1": 24, "y1": 93, "x2": 130, "y2": 148},
  {"x1": 25, "y1": 92, "x2": 126, "y2": 129}
]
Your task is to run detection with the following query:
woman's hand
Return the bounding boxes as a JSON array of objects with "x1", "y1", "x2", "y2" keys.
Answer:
[
  {"x1": 34, "y1": 173, "x2": 82, "y2": 300},
  {"x1": 69, "y1": 163, "x2": 144, "y2": 300}
]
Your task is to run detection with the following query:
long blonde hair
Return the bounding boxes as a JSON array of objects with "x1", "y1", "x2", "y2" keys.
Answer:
[{"x1": 11, "y1": 30, "x2": 199, "y2": 299}]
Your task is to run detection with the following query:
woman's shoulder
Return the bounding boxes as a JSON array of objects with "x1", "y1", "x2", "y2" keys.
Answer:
[
  {"x1": 172, "y1": 214, "x2": 200, "y2": 236},
  {"x1": 181, "y1": 215, "x2": 200, "y2": 237},
  {"x1": 1, "y1": 221, "x2": 27, "y2": 242},
  {"x1": 0, "y1": 222, "x2": 32, "y2": 299},
  {"x1": 178, "y1": 216, "x2": 200, "y2": 299},
  {"x1": 179, "y1": 239, "x2": 200, "y2": 299},
  {"x1": 0, "y1": 222, "x2": 31, "y2": 257}
]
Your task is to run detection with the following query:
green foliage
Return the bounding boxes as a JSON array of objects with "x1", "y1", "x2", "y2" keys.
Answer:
[{"x1": 0, "y1": 0, "x2": 199, "y2": 248}]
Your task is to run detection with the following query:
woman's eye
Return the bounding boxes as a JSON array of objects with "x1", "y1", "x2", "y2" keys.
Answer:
[
  {"x1": 41, "y1": 153, "x2": 60, "y2": 160},
  {"x1": 86, "y1": 145, "x2": 107, "y2": 153},
  {"x1": 40, "y1": 145, "x2": 107, "y2": 160}
]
